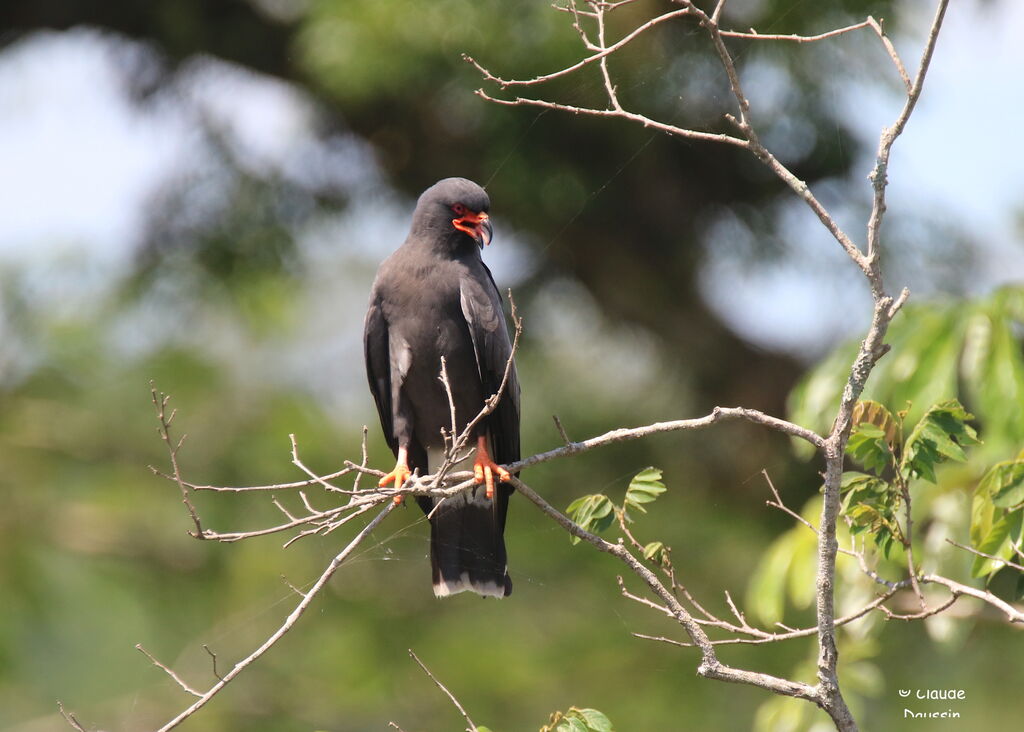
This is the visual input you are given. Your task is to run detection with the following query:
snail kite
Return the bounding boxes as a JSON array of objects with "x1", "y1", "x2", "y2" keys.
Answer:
[{"x1": 364, "y1": 177, "x2": 520, "y2": 598}]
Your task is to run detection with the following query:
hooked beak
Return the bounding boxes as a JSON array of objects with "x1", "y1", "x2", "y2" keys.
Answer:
[{"x1": 453, "y1": 210, "x2": 493, "y2": 248}]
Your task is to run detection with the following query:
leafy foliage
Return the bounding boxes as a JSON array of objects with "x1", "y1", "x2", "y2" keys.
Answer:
[
  {"x1": 789, "y1": 286, "x2": 1024, "y2": 458},
  {"x1": 565, "y1": 494, "x2": 616, "y2": 545},
  {"x1": 970, "y1": 455, "x2": 1024, "y2": 580},
  {"x1": 540, "y1": 706, "x2": 614, "y2": 732},
  {"x1": 839, "y1": 398, "x2": 979, "y2": 558},
  {"x1": 624, "y1": 467, "x2": 667, "y2": 518},
  {"x1": 840, "y1": 471, "x2": 900, "y2": 558},
  {"x1": 901, "y1": 400, "x2": 979, "y2": 482},
  {"x1": 756, "y1": 287, "x2": 1024, "y2": 729},
  {"x1": 566, "y1": 467, "x2": 668, "y2": 546},
  {"x1": 846, "y1": 422, "x2": 893, "y2": 476}
]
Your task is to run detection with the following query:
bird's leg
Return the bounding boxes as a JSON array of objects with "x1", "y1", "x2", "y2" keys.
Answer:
[
  {"x1": 473, "y1": 436, "x2": 510, "y2": 500},
  {"x1": 379, "y1": 445, "x2": 412, "y2": 504}
]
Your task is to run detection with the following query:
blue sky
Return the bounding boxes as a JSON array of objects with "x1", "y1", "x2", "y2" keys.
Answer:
[{"x1": 0, "y1": 0, "x2": 1020, "y2": 360}]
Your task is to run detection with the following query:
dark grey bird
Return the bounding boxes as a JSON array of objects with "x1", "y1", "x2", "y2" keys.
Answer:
[{"x1": 364, "y1": 177, "x2": 520, "y2": 598}]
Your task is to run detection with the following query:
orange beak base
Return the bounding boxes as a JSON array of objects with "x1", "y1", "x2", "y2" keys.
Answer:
[{"x1": 452, "y1": 210, "x2": 493, "y2": 248}]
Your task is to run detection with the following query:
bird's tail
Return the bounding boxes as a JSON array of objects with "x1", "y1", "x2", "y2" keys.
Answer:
[{"x1": 421, "y1": 485, "x2": 512, "y2": 598}]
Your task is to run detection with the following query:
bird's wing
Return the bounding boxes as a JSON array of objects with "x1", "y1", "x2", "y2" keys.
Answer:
[
  {"x1": 459, "y1": 263, "x2": 521, "y2": 468},
  {"x1": 363, "y1": 292, "x2": 398, "y2": 456}
]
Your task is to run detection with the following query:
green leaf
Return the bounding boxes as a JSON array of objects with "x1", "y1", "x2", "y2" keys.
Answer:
[
  {"x1": 876, "y1": 528, "x2": 897, "y2": 559},
  {"x1": 847, "y1": 423, "x2": 893, "y2": 475},
  {"x1": 840, "y1": 472, "x2": 890, "y2": 514},
  {"x1": 962, "y1": 290, "x2": 1024, "y2": 452},
  {"x1": 556, "y1": 719, "x2": 588, "y2": 732},
  {"x1": 625, "y1": 467, "x2": 666, "y2": 514},
  {"x1": 574, "y1": 708, "x2": 613, "y2": 732},
  {"x1": 980, "y1": 460, "x2": 1024, "y2": 508},
  {"x1": 840, "y1": 471, "x2": 897, "y2": 552},
  {"x1": 970, "y1": 511, "x2": 1014, "y2": 579},
  {"x1": 972, "y1": 476, "x2": 999, "y2": 548},
  {"x1": 852, "y1": 400, "x2": 901, "y2": 446},
  {"x1": 566, "y1": 494, "x2": 615, "y2": 545},
  {"x1": 643, "y1": 541, "x2": 665, "y2": 562},
  {"x1": 552, "y1": 708, "x2": 613, "y2": 732},
  {"x1": 901, "y1": 399, "x2": 979, "y2": 483}
]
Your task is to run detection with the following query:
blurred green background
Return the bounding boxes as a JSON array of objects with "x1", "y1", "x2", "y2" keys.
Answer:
[{"x1": 1, "y1": 1, "x2": 1022, "y2": 730}]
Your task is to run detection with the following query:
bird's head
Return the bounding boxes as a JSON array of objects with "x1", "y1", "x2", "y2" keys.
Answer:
[{"x1": 411, "y1": 177, "x2": 493, "y2": 250}]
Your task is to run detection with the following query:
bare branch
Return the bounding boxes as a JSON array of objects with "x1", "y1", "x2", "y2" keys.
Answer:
[
  {"x1": 510, "y1": 477, "x2": 822, "y2": 704},
  {"x1": 464, "y1": 8, "x2": 691, "y2": 89},
  {"x1": 898, "y1": 478, "x2": 927, "y2": 610},
  {"x1": 633, "y1": 587, "x2": 898, "y2": 646},
  {"x1": 513, "y1": 405, "x2": 825, "y2": 472},
  {"x1": 136, "y1": 644, "x2": 203, "y2": 697},
  {"x1": 409, "y1": 649, "x2": 478, "y2": 732},
  {"x1": 202, "y1": 645, "x2": 223, "y2": 681},
  {"x1": 475, "y1": 90, "x2": 749, "y2": 149},
  {"x1": 173, "y1": 468, "x2": 354, "y2": 493},
  {"x1": 921, "y1": 573, "x2": 1024, "y2": 622},
  {"x1": 151, "y1": 502, "x2": 396, "y2": 731},
  {"x1": 594, "y1": 3, "x2": 623, "y2": 111},
  {"x1": 867, "y1": 16, "x2": 912, "y2": 92},
  {"x1": 866, "y1": 0, "x2": 950, "y2": 269},
  {"x1": 763, "y1": 469, "x2": 817, "y2": 534},
  {"x1": 921, "y1": 574, "x2": 1024, "y2": 624},
  {"x1": 290, "y1": 433, "x2": 346, "y2": 494},
  {"x1": 151, "y1": 384, "x2": 204, "y2": 537},
  {"x1": 281, "y1": 574, "x2": 307, "y2": 599},
  {"x1": 552, "y1": 414, "x2": 572, "y2": 445},
  {"x1": 946, "y1": 539, "x2": 1024, "y2": 574},
  {"x1": 58, "y1": 701, "x2": 87, "y2": 732},
  {"x1": 879, "y1": 593, "x2": 958, "y2": 621},
  {"x1": 439, "y1": 356, "x2": 459, "y2": 449},
  {"x1": 720, "y1": 20, "x2": 871, "y2": 43}
]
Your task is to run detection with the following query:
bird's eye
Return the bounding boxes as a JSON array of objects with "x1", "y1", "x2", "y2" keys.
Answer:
[{"x1": 452, "y1": 203, "x2": 467, "y2": 216}]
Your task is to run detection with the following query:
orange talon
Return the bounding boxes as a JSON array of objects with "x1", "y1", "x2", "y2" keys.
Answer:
[
  {"x1": 473, "y1": 436, "x2": 510, "y2": 500},
  {"x1": 379, "y1": 447, "x2": 411, "y2": 504}
]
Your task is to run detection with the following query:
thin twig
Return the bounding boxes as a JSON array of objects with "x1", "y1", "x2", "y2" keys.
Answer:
[
  {"x1": 867, "y1": 16, "x2": 912, "y2": 92},
  {"x1": 898, "y1": 477, "x2": 926, "y2": 610},
  {"x1": 633, "y1": 588, "x2": 899, "y2": 647},
  {"x1": 58, "y1": 701, "x2": 88, "y2": 732},
  {"x1": 865, "y1": 0, "x2": 950, "y2": 271},
  {"x1": 511, "y1": 477, "x2": 821, "y2": 703},
  {"x1": 290, "y1": 434, "x2": 345, "y2": 494},
  {"x1": 513, "y1": 405, "x2": 826, "y2": 472},
  {"x1": 151, "y1": 502, "x2": 396, "y2": 732},
  {"x1": 921, "y1": 574, "x2": 1024, "y2": 623},
  {"x1": 879, "y1": 593, "x2": 958, "y2": 621},
  {"x1": 151, "y1": 384, "x2": 204, "y2": 537},
  {"x1": 552, "y1": 414, "x2": 572, "y2": 445},
  {"x1": 947, "y1": 539, "x2": 1024, "y2": 573},
  {"x1": 202, "y1": 645, "x2": 223, "y2": 681},
  {"x1": 720, "y1": 20, "x2": 871, "y2": 43},
  {"x1": 135, "y1": 644, "x2": 202, "y2": 697},
  {"x1": 476, "y1": 89, "x2": 750, "y2": 149},
  {"x1": 409, "y1": 649, "x2": 478, "y2": 732},
  {"x1": 595, "y1": 3, "x2": 623, "y2": 111},
  {"x1": 464, "y1": 8, "x2": 691, "y2": 88}
]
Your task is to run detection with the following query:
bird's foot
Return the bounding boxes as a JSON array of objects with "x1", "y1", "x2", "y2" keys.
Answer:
[
  {"x1": 473, "y1": 437, "x2": 510, "y2": 499},
  {"x1": 379, "y1": 461, "x2": 411, "y2": 504}
]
